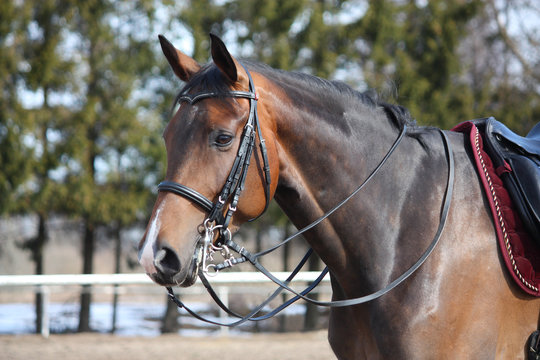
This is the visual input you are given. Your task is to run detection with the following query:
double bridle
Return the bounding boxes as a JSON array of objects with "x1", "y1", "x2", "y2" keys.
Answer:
[
  {"x1": 157, "y1": 63, "x2": 455, "y2": 327},
  {"x1": 158, "y1": 62, "x2": 271, "y2": 234}
]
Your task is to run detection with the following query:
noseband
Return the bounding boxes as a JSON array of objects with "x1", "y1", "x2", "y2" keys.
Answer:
[{"x1": 158, "y1": 62, "x2": 271, "y2": 240}]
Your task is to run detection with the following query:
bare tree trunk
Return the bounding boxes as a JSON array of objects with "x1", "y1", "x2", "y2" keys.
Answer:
[
  {"x1": 279, "y1": 223, "x2": 292, "y2": 333},
  {"x1": 34, "y1": 214, "x2": 47, "y2": 334},
  {"x1": 303, "y1": 252, "x2": 320, "y2": 331},
  {"x1": 254, "y1": 227, "x2": 263, "y2": 333},
  {"x1": 78, "y1": 221, "x2": 94, "y2": 332},
  {"x1": 161, "y1": 296, "x2": 179, "y2": 333},
  {"x1": 111, "y1": 225, "x2": 121, "y2": 334}
]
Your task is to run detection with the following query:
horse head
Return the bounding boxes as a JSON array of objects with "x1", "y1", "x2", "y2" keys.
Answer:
[{"x1": 138, "y1": 34, "x2": 279, "y2": 287}]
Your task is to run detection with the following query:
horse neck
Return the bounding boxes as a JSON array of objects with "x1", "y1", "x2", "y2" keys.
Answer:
[{"x1": 268, "y1": 82, "x2": 448, "y2": 296}]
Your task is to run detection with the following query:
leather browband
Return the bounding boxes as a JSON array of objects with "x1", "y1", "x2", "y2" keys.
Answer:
[{"x1": 177, "y1": 90, "x2": 256, "y2": 105}]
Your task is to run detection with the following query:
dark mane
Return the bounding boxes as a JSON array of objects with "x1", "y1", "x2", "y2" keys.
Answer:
[
  {"x1": 175, "y1": 60, "x2": 416, "y2": 130},
  {"x1": 245, "y1": 61, "x2": 416, "y2": 130}
]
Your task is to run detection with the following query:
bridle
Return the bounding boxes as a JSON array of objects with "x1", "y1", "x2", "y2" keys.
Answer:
[
  {"x1": 158, "y1": 62, "x2": 271, "y2": 235},
  {"x1": 157, "y1": 63, "x2": 455, "y2": 326}
]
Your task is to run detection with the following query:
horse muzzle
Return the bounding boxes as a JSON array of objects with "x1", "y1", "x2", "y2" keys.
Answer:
[{"x1": 140, "y1": 237, "x2": 204, "y2": 287}]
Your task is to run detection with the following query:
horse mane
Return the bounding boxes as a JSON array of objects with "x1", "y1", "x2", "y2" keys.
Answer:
[
  {"x1": 175, "y1": 60, "x2": 416, "y2": 131},
  {"x1": 246, "y1": 61, "x2": 417, "y2": 131}
]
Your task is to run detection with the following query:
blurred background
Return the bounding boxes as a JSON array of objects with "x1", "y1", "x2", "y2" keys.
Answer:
[{"x1": 1, "y1": 0, "x2": 539, "y2": 337}]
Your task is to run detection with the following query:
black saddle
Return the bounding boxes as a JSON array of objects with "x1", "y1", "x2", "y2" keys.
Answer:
[{"x1": 473, "y1": 117, "x2": 540, "y2": 244}]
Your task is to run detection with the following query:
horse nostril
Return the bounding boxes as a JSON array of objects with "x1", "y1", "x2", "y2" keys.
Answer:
[{"x1": 154, "y1": 246, "x2": 181, "y2": 277}]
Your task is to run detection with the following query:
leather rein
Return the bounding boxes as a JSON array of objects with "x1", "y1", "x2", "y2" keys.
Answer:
[{"x1": 158, "y1": 63, "x2": 455, "y2": 327}]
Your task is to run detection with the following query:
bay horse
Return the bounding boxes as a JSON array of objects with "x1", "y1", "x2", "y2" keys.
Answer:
[{"x1": 138, "y1": 33, "x2": 539, "y2": 359}]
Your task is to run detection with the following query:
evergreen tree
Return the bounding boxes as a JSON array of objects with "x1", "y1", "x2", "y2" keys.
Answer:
[
  {"x1": 223, "y1": 0, "x2": 348, "y2": 76},
  {"x1": 294, "y1": 0, "x2": 348, "y2": 78},
  {"x1": 17, "y1": 0, "x2": 76, "y2": 334},
  {"x1": 53, "y1": 0, "x2": 163, "y2": 332},
  {"x1": 178, "y1": 0, "x2": 227, "y2": 62},
  {"x1": 348, "y1": 0, "x2": 481, "y2": 127},
  {"x1": 0, "y1": 1, "x2": 33, "y2": 214},
  {"x1": 225, "y1": 0, "x2": 306, "y2": 70}
]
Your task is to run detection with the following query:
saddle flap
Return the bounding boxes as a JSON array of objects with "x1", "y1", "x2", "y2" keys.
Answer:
[
  {"x1": 506, "y1": 155, "x2": 540, "y2": 238},
  {"x1": 483, "y1": 117, "x2": 540, "y2": 242}
]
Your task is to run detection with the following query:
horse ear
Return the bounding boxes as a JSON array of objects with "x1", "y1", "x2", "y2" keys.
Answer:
[
  {"x1": 158, "y1": 35, "x2": 200, "y2": 82},
  {"x1": 209, "y1": 33, "x2": 238, "y2": 84}
]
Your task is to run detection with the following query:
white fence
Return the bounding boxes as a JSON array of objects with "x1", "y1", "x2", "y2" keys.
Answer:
[{"x1": 0, "y1": 272, "x2": 330, "y2": 337}]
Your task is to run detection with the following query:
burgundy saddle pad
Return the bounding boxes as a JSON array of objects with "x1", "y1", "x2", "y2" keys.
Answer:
[{"x1": 453, "y1": 121, "x2": 540, "y2": 296}]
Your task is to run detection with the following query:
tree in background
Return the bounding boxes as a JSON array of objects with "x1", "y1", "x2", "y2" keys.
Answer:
[
  {"x1": 15, "y1": 0, "x2": 77, "y2": 334},
  {"x1": 0, "y1": 1, "x2": 33, "y2": 215},
  {"x1": 225, "y1": 0, "x2": 306, "y2": 69},
  {"x1": 1, "y1": 0, "x2": 163, "y2": 333},
  {"x1": 345, "y1": 0, "x2": 482, "y2": 128},
  {"x1": 177, "y1": 0, "x2": 227, "y2": 62},
  {"x1": 344, "y1": 0, "x2": 539, "y2": 132},
  {"x1": 57, "y1": 0, "x2": 164, "y2": 332},
  {"x1": 469, "y1": 0, "x2": 540, "y2": 134}
]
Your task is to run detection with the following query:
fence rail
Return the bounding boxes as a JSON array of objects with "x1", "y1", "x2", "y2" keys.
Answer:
[
  {"x1": 0, "y1": 272, "x2": 330, "y2": 337},
  {"x1": 0, "y1": 271, "x2": 328, "y2": 286}
]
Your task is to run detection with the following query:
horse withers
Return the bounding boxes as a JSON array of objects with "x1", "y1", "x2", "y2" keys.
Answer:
[{"x1": 138, "y1": 33, "x2": 540, "y2": 359}]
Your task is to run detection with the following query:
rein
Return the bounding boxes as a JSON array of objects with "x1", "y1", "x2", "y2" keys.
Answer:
[{"x1": 158, "y1": 63, "x2": 455, "y2": 326}]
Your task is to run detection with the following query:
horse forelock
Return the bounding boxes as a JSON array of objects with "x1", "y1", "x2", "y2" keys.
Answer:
[{"x1": 172, "y1": 64, "x2": 234, "y2": 109}]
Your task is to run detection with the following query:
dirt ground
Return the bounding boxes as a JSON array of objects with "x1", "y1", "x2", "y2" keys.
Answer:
[{"x1": 1, "y1": 331, "x2": 336, "y2": 360}]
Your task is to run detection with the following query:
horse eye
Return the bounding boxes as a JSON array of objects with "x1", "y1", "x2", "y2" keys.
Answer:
[{"x1": 215, "y1": 134, "x2": 233, "y2": 147}]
